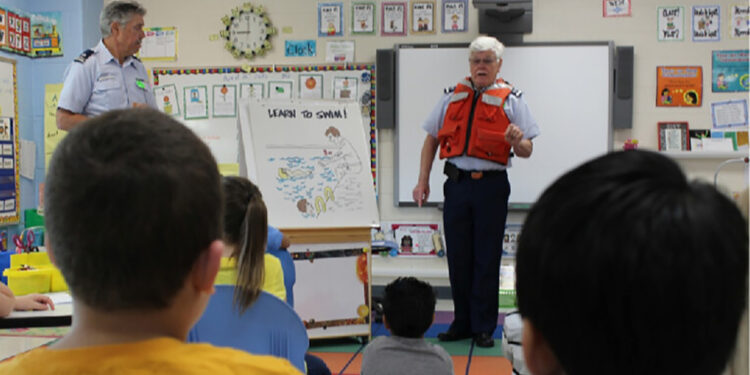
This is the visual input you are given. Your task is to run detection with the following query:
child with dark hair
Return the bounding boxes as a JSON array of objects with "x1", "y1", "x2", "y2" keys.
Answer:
[
  {"x1": 361, "y1": 277, "x2": 453, "y2": 375},
  {"x1": 0, "y1": 108, "x2": 300, "y2": 374},
  {"x1": 516, "y1": 150, "x2": 748, "y2": 375}
]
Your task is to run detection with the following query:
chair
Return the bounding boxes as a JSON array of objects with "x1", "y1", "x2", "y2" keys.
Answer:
[
  {"x1": 188, "y1": 286, "x2": 309, "y2": 373},
  {"x1": 268, "y1": 248, "x2": 296, "y2": 307}
]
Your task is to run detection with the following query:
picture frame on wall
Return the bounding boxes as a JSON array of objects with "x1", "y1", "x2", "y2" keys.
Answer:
[
  {"x1": 351, "y1": 2, "x2": 376, "y2": 35},
  {"x1": 381, "y1": 2, "x2": 407, "y2": 36},
  {"x1": 442, "y1": 0, "x2": 467, "y2": 32},
  {"x1": 602, "y1": 0, "x2": 631, "y2": 18},
  {"x1": 410, "y1": 0, "x2": 435, "y2": 35},
  {"x1": 658, "y1": 122, "x2": 690, "y2": 151},
  {"x1": 318, "y1": 2, "x2": 344, "y2": 37}
]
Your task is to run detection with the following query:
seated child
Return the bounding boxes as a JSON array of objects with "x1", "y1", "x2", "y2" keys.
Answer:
[
  {"x1": 0, "y1": 108, "x2": 301, "y2": 374},
  {"x1": 221, "y1": 175, "x2": 331, "y2": 375},
  {"x1": 516, "y1": 150, "x2": 748, "y2": 375},
  {"x1": 0, "y1": 283, "x2": 54, "y2": 317},
  {"x1": 361, "y1": 277, "x2": 453, "y2": 375}
]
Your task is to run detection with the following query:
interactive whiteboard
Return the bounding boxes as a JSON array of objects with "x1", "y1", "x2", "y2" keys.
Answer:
[{"x1": 395, "y1": 43, "x2": 613, "y2": 208}]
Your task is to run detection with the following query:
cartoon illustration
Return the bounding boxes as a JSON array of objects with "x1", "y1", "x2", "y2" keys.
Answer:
[
  {"x1": 162, "y1": 95, "x2": 172, "y2": 114},
  {"x1": 716, "y1": 73, "x2": 727, "y2": 90},
  {"x1": 684, "y1": 90, "x2": 698, "y2": 105},
  {"x1": 266, "y1": 125, "x2": 367, "y2": 220},
  {"x1": 190, "y1": 88, "x2": 200, "y2": 102},
  {"x1": 220, "y1": 84, "x2": 228, "y2": 101},
  {"x1": 451, "y1": 14, "x2": 459, "y2": 30},
  {"x1": 660, "y1": 88, "x2": 672, "y2": 104},
  {"x1": 327, "y1": 22, "x2": 336, "y2": 35}
]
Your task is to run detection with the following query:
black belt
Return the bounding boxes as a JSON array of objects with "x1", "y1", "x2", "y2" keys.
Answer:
[{"x1": 444, "y1": 162, "x2": 506, "y2": 181}]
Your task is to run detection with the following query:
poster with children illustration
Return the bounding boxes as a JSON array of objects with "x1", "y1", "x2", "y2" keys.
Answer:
[
  {"x1": 318, "y1": 3, "x2": 343, "y2": 37},
  {"x1": 442, "y1": 0, "x2": 467, "y2": 32},
  {"x1": 410, "y1": 1, "x2": 435, "y2": 34},
  {"x1": 153, "y1": 84, "x2": 180, "y2": 116},
  {"x1": 692, "y1": 5, "x2": 720, "y2": 42},
  {"x1": 382, "y1": 2, "x2": 406, "y2": 36},
  {"x1": 656, "y1": 66, "x2": 703, "y2": 107},
  {"x1": 351, "y1": 2, "x2": 376, "y2": 34},
  {"x1": 658, "y1": 6, "x2": 684, "y2": 41},
  {"x1": 242, "y1": 99, "x2": 378, "y2": 229},
  {"x1": 729, "y1": 5, "x2": 749, "y2": 38},
  {"x1": 712, "y1": 50, "x2": 749, "y2": 92}
]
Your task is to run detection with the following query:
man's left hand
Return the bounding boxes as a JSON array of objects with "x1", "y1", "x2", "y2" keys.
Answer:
[{"x1": 505, "y1": 124, "x2": 524, "y2": 146}]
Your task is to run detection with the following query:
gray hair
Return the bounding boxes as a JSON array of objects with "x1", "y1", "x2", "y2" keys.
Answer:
[
  {"x1": 469, "y1": 36, "x2": 505, "y2": 61},
  {"x1": 100, "y1": 1, "x2": 146, "y2": 37}
]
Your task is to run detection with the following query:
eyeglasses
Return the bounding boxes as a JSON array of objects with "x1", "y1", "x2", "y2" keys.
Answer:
[{"x1": 469, "y1": 58, "x2": 497, "y2": 65}]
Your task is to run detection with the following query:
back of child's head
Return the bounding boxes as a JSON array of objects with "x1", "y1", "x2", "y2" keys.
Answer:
[
  {"x1": 222, "y1": 176, "x2": 268, "y2": 312},
  {"x1": 383, "y1": 277, "x2": 436, "y2": 338},
  {"x1": 45, "y1": 108, "x2": 223, "y2": 311},
  {"x1": 516, "y1": 150, "x2": 748, "y2": 375}
]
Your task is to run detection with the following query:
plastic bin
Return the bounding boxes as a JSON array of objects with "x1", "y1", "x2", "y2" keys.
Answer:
[
  {"x1": 49, "y1": 267, "x2": 68, "y2": 292},
  {"x1": 3, "y1": 267, "x2": 52, "y2": 295}
]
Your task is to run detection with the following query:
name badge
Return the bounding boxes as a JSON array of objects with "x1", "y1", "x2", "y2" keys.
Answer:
[{"x1": 135, "y1": 78, "x2": 146, "y2": 90}]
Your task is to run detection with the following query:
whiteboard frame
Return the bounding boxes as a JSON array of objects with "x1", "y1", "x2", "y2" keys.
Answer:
[{"x1": 393, "y1": 42, "x2": 614, "y2": 209}]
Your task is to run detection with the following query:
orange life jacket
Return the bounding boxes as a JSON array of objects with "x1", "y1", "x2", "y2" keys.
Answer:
[{"x1": 438, "y1": 78, "x2": 512, "y2": 165}]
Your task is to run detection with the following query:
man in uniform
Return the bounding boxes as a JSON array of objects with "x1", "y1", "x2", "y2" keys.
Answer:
[
  {"x1": 56, "y1": 1, "x2": 156, "y2": 130},
  {"x1": 412, "y1": 35, "x2": 540, "y2": 348}
]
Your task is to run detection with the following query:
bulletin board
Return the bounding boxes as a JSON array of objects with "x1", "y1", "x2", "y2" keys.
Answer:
[
  {"x1": 0, "y1": 56, "x2": 19, "y2": 225},
  {"x1": 151, "y1": 64, "x2": 377, "y2": 183}
]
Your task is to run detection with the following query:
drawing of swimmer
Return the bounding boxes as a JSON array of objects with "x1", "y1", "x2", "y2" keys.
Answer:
[
  {"x1": 277, "y1": 167, "x2": 312, "y2": 181},
  {"x1": 296, "y1": 187, "x2": 335, "y2": 218},
  {"x1": 320, "y1": 126, "x2": 363, "y2": 181}
]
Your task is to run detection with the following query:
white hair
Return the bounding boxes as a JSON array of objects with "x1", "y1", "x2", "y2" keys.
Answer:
[
  {"x1": 469, "y1": 36, "x2": 505, "y2": 61},
  {"x1": 100, "y1": 1, "x2": 146, "y2": 37}
]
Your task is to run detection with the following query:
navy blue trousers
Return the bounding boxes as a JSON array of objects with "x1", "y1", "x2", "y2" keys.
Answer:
[{"x1": 443, "y1": 169, "x2": 510, "y2": 335}]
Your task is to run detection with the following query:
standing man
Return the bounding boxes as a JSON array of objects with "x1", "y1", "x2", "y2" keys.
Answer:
[
  {"x1": 412, "y1": 36, "x2": 540, "y2": 348},
  {"x1": 56, "y1": 1, "x2": 156, "y2": 131}
]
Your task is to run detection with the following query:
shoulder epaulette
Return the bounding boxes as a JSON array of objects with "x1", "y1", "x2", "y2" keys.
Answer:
[
  {"x1": 132, "y1": 55, "x2": 141, "y2": 62},
  {"x1": 502, "y1": 80, "x2": 523, "y2": 97},
  {"x1": 443, "y1": 86, "x2": 456, "y2": 94},
  {"x1": 74, "y1": 49, "x2": 95, "y2": 63}
]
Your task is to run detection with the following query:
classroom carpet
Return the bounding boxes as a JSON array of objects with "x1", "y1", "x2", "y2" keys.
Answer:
[{"x1": 309, "y1": 311, "x2": 512, "y2": 375}]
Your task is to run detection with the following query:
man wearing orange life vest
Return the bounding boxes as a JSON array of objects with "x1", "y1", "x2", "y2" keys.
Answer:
[{"x1": 412, "y1": 36, "x2": 540, "y2": 348}]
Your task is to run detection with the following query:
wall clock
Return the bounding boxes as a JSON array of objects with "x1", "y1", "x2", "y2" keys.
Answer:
[{"x1": 220, "y1": 3, "x2": 276, "y2": 59}]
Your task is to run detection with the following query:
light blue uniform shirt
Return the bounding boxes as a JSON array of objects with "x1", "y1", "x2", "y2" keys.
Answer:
[
  {"x1": 58, "y1": 40, "x2": 157, "y2": 117},
  {"x1": 422, "y1": 80, "x2": 540, "y2": 171}
]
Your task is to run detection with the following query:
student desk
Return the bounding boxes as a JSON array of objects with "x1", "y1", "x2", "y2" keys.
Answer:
[{"x1": 0, "y1": 293, "x2": 73, "y2": 329}]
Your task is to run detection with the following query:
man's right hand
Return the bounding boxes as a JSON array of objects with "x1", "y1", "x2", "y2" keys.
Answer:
[{"x1": 413, "y1": 183, "x2": 430, "y2": 207}]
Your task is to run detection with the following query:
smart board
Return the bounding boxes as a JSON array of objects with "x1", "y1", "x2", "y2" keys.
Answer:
[{"x1": 395, "y1": 43, "x2": 613, "y2": 208}]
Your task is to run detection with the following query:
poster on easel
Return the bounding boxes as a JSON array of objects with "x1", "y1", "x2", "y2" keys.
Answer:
[
  {"x1": 0, "y1": 57, "x2": 19, "y2": 224},
  {"x1": 241, "y1": 99, "x2": 379, "y2": 229}
]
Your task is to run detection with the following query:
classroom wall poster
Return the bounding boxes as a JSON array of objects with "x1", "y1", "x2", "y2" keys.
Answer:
[
  {"x1": 299, "y1": 74, "x2": 324, "y2": 99},
  {"x1": 325, "y1": 40, "x2": 354, "y2": 62},
  {"x1": 153, "y1": 84, "x2": 180, "y2": 116},
  {"x1": 351, "y1": 2, "x2": 376, "y2": 35},
  {"x1": 285, "y1": 40, "x2": 316, "y2": 57},
  {"x1": 44, "y1": 83, "x2": 65, "y2": 172},
  {"x1": 730, "y1": 5, "x2": 749, "y2": 38},
  {"x1": 410, "y1": 1, "x2": 435, "y2": 34},
  {"x1": 31, "y1": 11, "x2": 62, "y2": 57},
  {"x1": 657, "y1": 66, "x2": 703, "y2": 107},
  {"x1": 183, "y1": 85, "x2": 208, "y2": 120},
  {"x1": 692, "y1": 5, "x2": 720, "y2": 42},
  {"x1": 212, "y1": 84, "x2": 237, "y2": 118},
  {"x1": 318, "y1": 3, "x2": 343, "y2": 37},
  {"x1": 442, "y1": 0, "x2": 467, "y2": 32},
  {"x1": 603, "y1": 0, "x2": 631, "y2": 18},
  {"x1": 333, "y1": 77, "x2": 358, "y2": 100},
  {"x1": 658, "y1": 6, "x2": 684, "y2": 41},
  {"x1": 240, "y1": 82, "x2": 264, "y2": 99},
  {"x1": 712, "y1": 50, "x2": 749, "y2": 92},
  {"x1": 711, "y1": 99, "x2": 749, "y2": 129},
  {"x1": 0, "y1": 9, "x2": 6, "y2": 48},
  {"x1": 269, "y1": 81, "x2": 293, "y2": 99},
  {"x1": 138, "y1": 26, "x2": 177, "y2": 61},
  {"x1": 382, "y1": 2, "x2": 406, "y2": 36}
]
